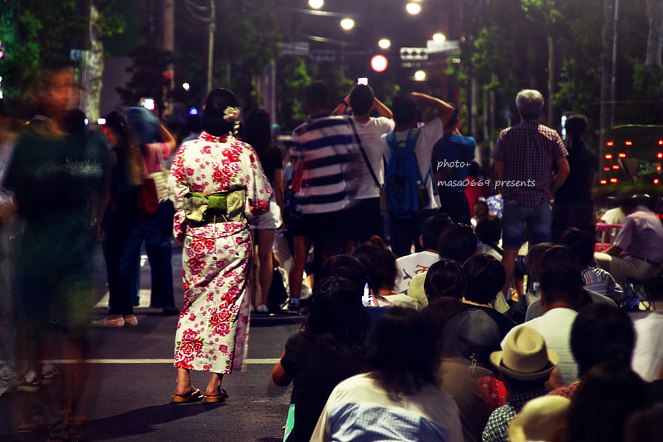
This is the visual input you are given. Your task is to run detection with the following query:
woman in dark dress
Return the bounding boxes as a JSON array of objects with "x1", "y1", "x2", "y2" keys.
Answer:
[{"x1": 94, "y1": 111, "x2": 143, "y2": 327}]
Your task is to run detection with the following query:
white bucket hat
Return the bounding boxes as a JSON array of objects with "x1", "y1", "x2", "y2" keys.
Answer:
[{"x1": 508, "y1": 395, "x2": 571, "y2": 442}]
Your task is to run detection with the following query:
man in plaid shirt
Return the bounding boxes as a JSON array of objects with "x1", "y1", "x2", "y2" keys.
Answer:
[{"x1": 491, "y1": 90, "x2": 569, "y2": 298}]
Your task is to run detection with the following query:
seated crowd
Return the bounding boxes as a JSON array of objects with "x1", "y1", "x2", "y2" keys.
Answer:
[{"x1": 270, "y1": 205, "x2": 663, "y2": 442}]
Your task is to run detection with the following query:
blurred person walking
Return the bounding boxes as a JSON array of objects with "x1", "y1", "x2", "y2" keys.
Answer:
[
  {"x1": 2, "y1": 67, "x2": 107, "y2": 438},
  {"x1": 242, "y1": 108, "x2": 284, "y2": 314},
  {"x1": 119, "y1": 106, "x2": 178, "y2": 317},
  {"x1": 167, "y1": 88, "x2": 272, "y2": 403},
  {"x1": 93, "y1": 111, "x2": 143, "y2": 327}
]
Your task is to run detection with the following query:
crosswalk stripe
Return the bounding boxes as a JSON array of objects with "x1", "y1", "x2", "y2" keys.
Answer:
[{"x1": 38, "y1": 358, "x2": 280, "y2": 365}]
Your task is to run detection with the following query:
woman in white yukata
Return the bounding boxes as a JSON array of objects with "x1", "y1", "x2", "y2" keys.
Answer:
[{"x1": 167, "y1": 88, "x2": 272, "y2": 403}]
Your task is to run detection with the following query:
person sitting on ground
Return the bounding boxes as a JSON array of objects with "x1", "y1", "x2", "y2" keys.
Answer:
[
  {"x1": 462, "y1": 254, "x2": 516, "y2": 340},
  {"x1": 595, "y1": 193, "x2": 663, "y2": 284},
  {"x1": 559, "y1": 227, "x2": 623, "y2": 304},
  {"x1": 315, "y1": 254, "x2": 367, "y2": 297},
  {"x1": 352, "y1": 236, "x2": 421, "y2": 311},
  {"x1": 408, "y1": 223, "x2": 477, "y2": 305},
  {"x1": 475, "y1": 215, "x2": 503, "y2": 261},
  {"x1": 472, "y1": 200, "x2": 490, "y2": 228},
  {"x1": 422, "y1": 259, "x2": 466, "y2": 306},
  {"x1": 565, "y1": 362, "x2": 649, "y2": 442},
  {"x1": 507, "y1": 395, "x2": 570, "y2": 442},
  {"x1": 435, "y1": 309, "x2": 503, "y2": 442},
  {"x1": 310, "y1": 307, "x2": 463, "y2": 442},
  {"x1": 482, "y1": 326, "x2": 559, "y2": 442},
  {"x1": 271, "y1": 277, "x2": 370, "y2": 442},
  {"x1": 394, "y1": 213, "x2": 454, "y2": 294},
  {"x1": 524, "y1": 246, "x2": 617, "y2": 322},
  {"x1": 548, "y1": 302, "x2": 635, "y2": 400},
  {"x1": 503, "y1": 248, "x2": 584, "y2": 389}
]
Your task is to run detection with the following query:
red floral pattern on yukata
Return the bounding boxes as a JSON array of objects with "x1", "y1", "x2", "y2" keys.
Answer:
[{"x1": 168, "y1": 131, "x2": 272, "y2": 373}]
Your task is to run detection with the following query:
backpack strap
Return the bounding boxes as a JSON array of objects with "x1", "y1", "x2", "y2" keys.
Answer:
[
  {"x1": 406, "y1": 128, "x2": 425, "y2": 184},
  {"x1": 350, "y1": 118, "x2": 381, "y2": 189}
]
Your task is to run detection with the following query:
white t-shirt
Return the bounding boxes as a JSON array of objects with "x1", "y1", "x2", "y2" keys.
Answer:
[
  {"x1": 310, "y1": 373, "x2": 463, "y2": 442},
  {"x1": 502, "y1": 308, "x2": 579, "y2": 386},
  {"x1": 352, "y1": 116, "x2": 395, "y2": 199},
  {"x1": 632, "y1": 312, "x2": 663, "y2": 382},
  {"x1": 394, "y1": 250, "x2": 439, "y2": 294},
  {"x1": 380, "y1": 118, "x2": 444, "y2": 210}
]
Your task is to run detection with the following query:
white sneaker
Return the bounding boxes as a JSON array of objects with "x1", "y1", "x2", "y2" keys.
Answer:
[
  {"x1": 0, "y1": 365, "x2": 19, "y2": 387},
  {"x1": 256, "y1": 305, "x2": 269, "y2": 314}
]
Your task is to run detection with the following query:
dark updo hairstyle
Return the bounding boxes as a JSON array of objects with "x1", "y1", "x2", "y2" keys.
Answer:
[
  {"x1": 564, "y1": 114, "x2": 589, "y2": 150},
  {"x1": 304, "y1": 276, "x2": 370, "y2": 357},
  {"x1": 202, "y1": 88, "x2": 240, "y2": 136},
  {"x1": 242, "y1": 108, "x2": 273, "y2": 153},
  {"x1": 424, "y1": 259, "x2": 465, "y2": 301},
  {"x1": 366, "y1": 307, "x2": 439, "y2": 399},
  {"x1": 437, "y1": 224, "x2": 477, "y2": 265},
  {"x1": 351, "y1": 236, "x2": 398, "y2": 293}
]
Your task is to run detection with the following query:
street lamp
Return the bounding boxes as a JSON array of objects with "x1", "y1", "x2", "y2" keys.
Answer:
[
  {"x1": 183, "y1": 82, "x2": 190, "y2": 91},
  {"x1": 406, "y1": 3, "x2": 421, "y2": 14},
  {"x1": 433, "y1": 33, "x2": 446, "y2": 43},
  {"x1": 414, "y1": 70, "x2": 426, "y2": 81},
  {"x1": 371, "y1": 55, "x2": 388, "y2": 72},
  {"x1": 309, "y1": 0, "x2": 324, "y2": 9},
  {"x1": 378, "y1": 39, "x2": 391, "y2": 49},
  {"x1": 340, "y1": 18, "x2": 354, "y2": 30}
]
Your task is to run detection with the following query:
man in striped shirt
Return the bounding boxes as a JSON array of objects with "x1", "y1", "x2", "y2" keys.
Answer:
[{"x1": 288, "y1": 81, "x2": 359, "y2": 311}]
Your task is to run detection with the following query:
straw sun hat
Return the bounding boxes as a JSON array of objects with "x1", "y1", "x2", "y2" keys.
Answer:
[
  {"x1": 490, "y1": 326, "x2": 559, "y2": 380},
  {"x1": 508, "y1": 395, "x2": 571, "y2": 442}
]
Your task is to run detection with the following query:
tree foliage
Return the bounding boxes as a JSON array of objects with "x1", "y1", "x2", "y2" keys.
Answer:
[
  {"x1": 450, "y1": 0, "x2": 663, "y2": 143},
  {"x1": 116, "y1": 43, "x2": 174, "y2": 111},
  {"x1": 0, "y1": 0, "x2": 124, "y2": 115}
]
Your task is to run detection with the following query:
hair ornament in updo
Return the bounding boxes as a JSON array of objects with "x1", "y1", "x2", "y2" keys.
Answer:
[{"x1": 224, "y1": 106, "x2": 241, "y2": 133}]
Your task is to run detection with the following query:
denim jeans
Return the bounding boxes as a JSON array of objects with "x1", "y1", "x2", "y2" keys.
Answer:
[
  {"x1": 120, "y1": 218, "x2": 175, "y2": 309},
  {"x1": 502, "y1": 200, "x2": 551, "y2": 250}
]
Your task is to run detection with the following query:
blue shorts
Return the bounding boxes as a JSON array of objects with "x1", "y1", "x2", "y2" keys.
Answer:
[{"x1": 502, "y1": 200, "x2": 551, "y2": 250}]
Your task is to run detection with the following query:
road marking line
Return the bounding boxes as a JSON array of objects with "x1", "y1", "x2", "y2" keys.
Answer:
[{"x1": 39, "y1": 358, "x2": 280, "y2": 365}]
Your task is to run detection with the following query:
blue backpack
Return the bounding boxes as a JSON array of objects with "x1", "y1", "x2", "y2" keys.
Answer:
[{"x1": 384, "y1": 128, "x2": 430, "y2": 219}]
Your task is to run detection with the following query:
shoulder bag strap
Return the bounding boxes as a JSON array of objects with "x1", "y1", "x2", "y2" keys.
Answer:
[{"x1": 349, "y1": 118, "x2": 381, "y2": 189}]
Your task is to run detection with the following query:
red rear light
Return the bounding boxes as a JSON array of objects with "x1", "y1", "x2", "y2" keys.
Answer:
[
  {"x1": 604, "y1": 167, "x2": 610, "y2": 171},
  {"x1": 659, "y1": 140, "x2": 663, "y2": 145},
  {"x1": 625, "y1": 141, "x2": 633, "y2": 146},
  {"x1": 610, "y1": 178, "x2": 618, "y2": 183},
  {"x1": 656, "y1": 179, "x2": 660, "y2": 184},
  {"x1": 619, "y1": 153, "x2": 626, "y2": 158},
  {"x1": 658, "y1": 153, "x2": 663, "y2": 159},
  {"x1": 605, "y1": 154, "x2": 613, "y2": 159},
  {"x1": 607, "y1": 141, "x2": 614, "y2": 146},
  {"x1": 612, "y1": 165, "x2": 620, "y2": 169},
  {"x1": 658, "y1": 166, "x2": 662, "y2": 171},
  {"x1": 600, "y1": 180, "x2": 607, "y2": 185}
]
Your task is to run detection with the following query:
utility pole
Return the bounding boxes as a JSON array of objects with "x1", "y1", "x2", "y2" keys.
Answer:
[
  {"x1": 207, "y1": 0, "x2": 216, "y2": 94},
  {"x1": 185, "y1": 0, "x2": 216, "y2": 96},
  {"x1": 600, "y1": 0, "x2": 618, "y2": 179}
]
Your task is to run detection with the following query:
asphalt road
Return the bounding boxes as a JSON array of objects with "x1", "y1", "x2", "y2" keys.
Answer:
[{"x1": 0, "y1": 245, "x2": 303, "y2": 442}]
